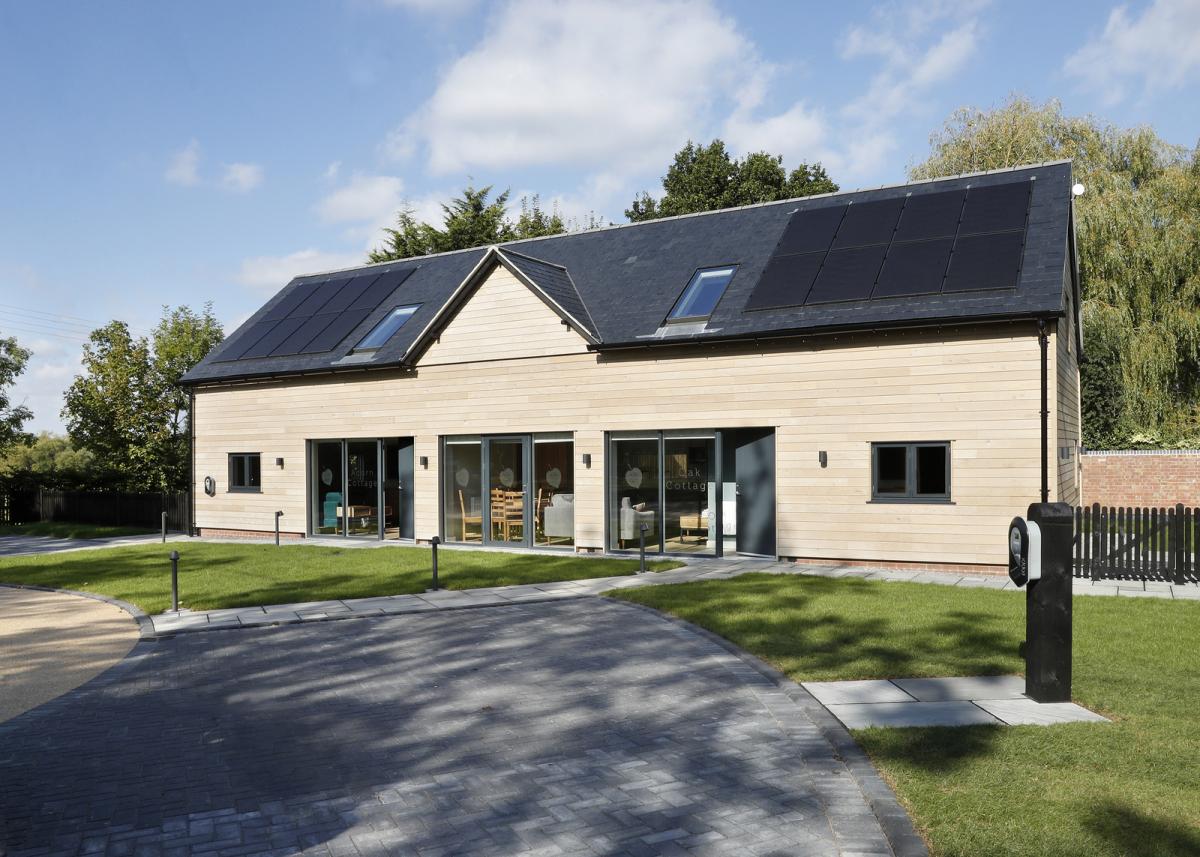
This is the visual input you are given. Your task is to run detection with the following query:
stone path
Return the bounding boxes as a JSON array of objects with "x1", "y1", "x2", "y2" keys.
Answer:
[
  {"x1": 0, "y1": 598, "x2": 921, "y2": 857},
  {"x1": 802, "y1": 675, "x2": 1109, "y2": 729},
  {"x1": 149, "y1": 556, "x2": 1200, "y2": 637},
  {"x1": 0, "y1": 587, "x2": 139, "y2": 723}
]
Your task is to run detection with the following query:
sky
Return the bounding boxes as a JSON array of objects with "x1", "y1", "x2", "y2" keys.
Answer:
[{"x1": 2, "y1": 0, "x2": 1199, "y2": 434}]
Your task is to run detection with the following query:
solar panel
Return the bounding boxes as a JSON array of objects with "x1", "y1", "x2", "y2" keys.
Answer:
[
  {"x1": 261, "y1": 283, "x2": 318, "y2": 322},
  {"x1": 269, "y1": 313, "x2": 339, "y2": 357},
  {"x1": 238, "y1": 317, "x2": 308, "y2": 359},
  {"x1": 310, "y1": 277, "x2": 358, "y2": 314},
  {"x1": 743, "y1": 252, "x2": 826, "y2": 310},
  {"x1": 805, "y1": 245, "x2": 889, "y2": 304},
  {"x1": 872, "y1": 239, "x2": 954, "y2": 299},
  {"x1": 832, "y1": 198, "x2": 905, "y2": 249},
  {"x1": 290, "y1": 278, "x2": 351, "y2": 318},
  {"x1": 215, "y1": 320, "x2": 277, "y2": 361},
  {"x1": 775, "y1": 206, "x2": 846, "y2": 255},
  {"x1": 299, "y1": 308, "x2": 374, "y2": 354},
  {"x1": 893, "y1": 191, "x2": 964, "y2": 242},
  {"x1": 349, "y1": 268, "x2": 416, "y2": 311},
  {"x1": 942, "y1": 232, "x2": 1026, "y2": 292},
  {"x1": 959, "y1": 182, "x2": 1030, "y2": 235}
]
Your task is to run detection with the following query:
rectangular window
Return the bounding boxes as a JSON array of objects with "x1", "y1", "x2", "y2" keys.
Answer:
[
  {"x1": 228, "y1": 453, "x2": 261, "y2": 492},
  {"x1": 666, "y1": 266, "x2": 736, "y2": 322},
  {"x1": 355, "y1": 304, "x2": 420, "y2": 351},
  {"x1": 871, "y1": 442, "x2": 950, "y2": 500}
]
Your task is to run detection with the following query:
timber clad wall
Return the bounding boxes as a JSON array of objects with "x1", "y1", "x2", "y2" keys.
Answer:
[
  {"x1": 1081, "y1": 452, "x2": 1200, "y2": 507},
  {"x1": 193, "y1": 265, "x2": 1064, "y2": 567},
  {"x1": 1053, "y1": 302, "x2": 1082, "y2": 505}
]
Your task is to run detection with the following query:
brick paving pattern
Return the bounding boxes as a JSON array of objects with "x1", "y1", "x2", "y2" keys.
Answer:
[{"x1": 1, "y1": 599, "x2": 907, "y2": 857}]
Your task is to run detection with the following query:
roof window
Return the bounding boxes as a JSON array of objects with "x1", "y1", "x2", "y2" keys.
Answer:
[
  {"x1": 666, "y1": 266, "x2": 736, "y2": 322},
  {"x1": 354, "y1": 304, "x2": 420, "y2": 351}
]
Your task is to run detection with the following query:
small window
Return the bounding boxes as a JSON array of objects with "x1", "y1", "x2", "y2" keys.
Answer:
[
  {"x1": 871, "y1": 442, "x2": 950, "y2": 501},
  {"x1": 355, "y1": 304, "x2": 420, "y2": 351},
  {"x1": 228, "y1": 453, "x2": 262, "y2": 492},
  {"x1": 667, "y1": 266, "x2": 736, "y2": 322}
]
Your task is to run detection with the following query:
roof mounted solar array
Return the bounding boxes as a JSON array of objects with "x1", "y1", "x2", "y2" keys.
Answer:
[
  {"x1": 216, "y1": 267, "x2": 417, "y2": 362},
  {"x1": 745, "y1": 181, "x2": 1032, "y2": 311}
]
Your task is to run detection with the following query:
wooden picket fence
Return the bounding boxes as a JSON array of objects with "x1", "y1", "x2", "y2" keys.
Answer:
[{"x1": 1073, "y1": 503, "x2": 1198, "y2": 583}]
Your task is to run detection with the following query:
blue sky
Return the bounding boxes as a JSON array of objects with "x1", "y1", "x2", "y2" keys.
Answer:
[{"x1": 2, "y1": 0, "x2": 1198, "y2": 432}]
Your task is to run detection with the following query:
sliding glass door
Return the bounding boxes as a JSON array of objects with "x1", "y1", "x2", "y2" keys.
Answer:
[
  {"x1": 309, "y1": 438, "x2": 413, "y2": 539},
  {"x1": 443, "y1": 434, "x2": 572, "y2": 548},
  {"x1": 608, "y1": 431, "x2": 717, "y2": 555}
]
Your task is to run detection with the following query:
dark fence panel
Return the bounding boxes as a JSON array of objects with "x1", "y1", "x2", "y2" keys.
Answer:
[
  {"x1": 0, "y1": 490, "x2": 39, "y2": 525},
  {"x1": 1073, "y1": 502, "x2": 1197, "y2": 584},
  {"x1": 21, "y1": 490, "x2": 188, "y2": 531}
]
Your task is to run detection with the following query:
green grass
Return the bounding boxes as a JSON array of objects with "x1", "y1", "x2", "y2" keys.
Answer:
[
  {"x1": 0, "y1": 542, "x2": 681, "y2": 614},
  {"x1": 0, "y1": 521, "x2": 156, "y2": 539},
  {"x1": 612, "y1": 574, "x2": 1200, "y2": 857}
]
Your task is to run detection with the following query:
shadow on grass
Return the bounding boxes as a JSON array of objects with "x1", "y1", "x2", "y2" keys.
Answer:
[{"x1": 1084, "y1": 802, "x2": 1200, "y2": 856}]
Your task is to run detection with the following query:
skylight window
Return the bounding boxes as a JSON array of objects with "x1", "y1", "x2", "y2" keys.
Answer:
[
  {"x1": 667, "y1": 266, "x2": 736, "y2": 322},
  {"x1": 354, "y1": 304, "x2": 420, "y2": 351}
]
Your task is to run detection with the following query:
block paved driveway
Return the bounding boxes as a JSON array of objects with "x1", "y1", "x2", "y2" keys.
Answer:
[{"x1": 1, "y1": 599, "x2": 909, "y2": 857}]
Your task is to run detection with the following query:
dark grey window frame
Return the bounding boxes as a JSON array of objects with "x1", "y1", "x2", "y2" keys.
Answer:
[
  {"x1": 664, "y1": 265, "x2": 738, "y2": 324},
  {"x1": 870, "y1": 442, "x2": 951, "y2": 502},
  {"x1": 227, "y1": 452, "x2": 262, "y2": 493},
  {"x1": 353, "y1": 303, "x2": 422, "y2": 353}
]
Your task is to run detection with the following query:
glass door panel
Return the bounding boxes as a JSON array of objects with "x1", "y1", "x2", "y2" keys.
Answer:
[
  {"x1": 664, "y1": 437, "x2": 716, "y2": 554},
  {"x1": 486, "y1": 439, "x2": 527, "y2": 545},
  {"x1": 444, "y1": 438, "x2": 484, "y2": 543},
  {"x1": 345, "y1": 441, "x2": 381, "y2": 536},
  {"x1": 312, "y1": 441, "x2": 345, "y2": 535},
  {"x1": 609, "y1": 437, "x2": 661, "y2": 552},
  {"x1": 534, "y1": 437, "x2": 574, "y2": 547}
]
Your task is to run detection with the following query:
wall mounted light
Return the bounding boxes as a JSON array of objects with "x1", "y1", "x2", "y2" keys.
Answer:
[
  {"x1": 275, "y1": 457, "x2": 284, "y2": 468},
  {"x1": 818, "y1": 451, "x2": 828, "y2": 468},
  {"x1": 581, "y1": 453, "x2": 592, "y2": 468},
  {"x1": 419, "y1": 456, "x2": 429, "y2": 469}
]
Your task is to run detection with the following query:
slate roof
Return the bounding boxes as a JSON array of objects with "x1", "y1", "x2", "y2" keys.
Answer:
[{"x1": 182, "y1": 161, "x2": 1076, "y2": 386}]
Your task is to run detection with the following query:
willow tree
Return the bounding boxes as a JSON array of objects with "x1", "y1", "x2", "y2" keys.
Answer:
[{"x1": 911, "y1": 96, "x2": 1200, "y2": 448}]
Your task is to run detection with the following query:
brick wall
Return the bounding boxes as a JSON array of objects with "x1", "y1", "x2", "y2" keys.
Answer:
[{"x1": 1081, "y1": 451, "x2": 1200, "y2": 507}]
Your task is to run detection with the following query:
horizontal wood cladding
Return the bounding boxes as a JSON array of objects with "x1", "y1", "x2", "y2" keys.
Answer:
[
  {"x1": 193, "y1": 270, "x2": 1056, "y2": 565},
  {"x1": 416, "y1": 267, "x2": 589, "y2": 366}
]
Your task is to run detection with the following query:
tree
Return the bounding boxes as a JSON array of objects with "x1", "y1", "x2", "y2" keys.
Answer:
[
  {"x1": 0, "y1": 335, "x2": 34, "y2": 454},
  {"x1": 626, "y1": 140, "x2": 838, "y2": 222},
  {"x1": 369, "y1": 187, "x2": 569, "y2": 263},
  {"x1": 62, "y1": 305, "x2": 223, "y2": 491},
  {"x1": 911, "y1": 96, "x2": 1200, "y2": 448},
  {"x1": 0, "y1": 432, "x2": 100, "y2": 492}
]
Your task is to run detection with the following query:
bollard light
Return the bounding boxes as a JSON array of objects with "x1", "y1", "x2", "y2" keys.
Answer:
[
  {"x1": 161, "y1": 510, "x2": 168, "y2": 543},
  {"x1": 274, "y1": 510, "x2": 284, "y2": 546},
  {"x1": 169, "y1": 550, "x2": 181, "y2": 612},
  {"x1": 430, "y1": 536, "x2": 441, "y2": 591},
  {"x1": 639, "y1": 522, "x2": 649, "y2": 573}
]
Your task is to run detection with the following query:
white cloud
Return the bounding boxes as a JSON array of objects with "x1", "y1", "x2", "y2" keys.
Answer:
[
  {"x1": 236, "y1": 249, "x2": 365, "y2": 291},
  {"x1": 323, "y1": 160, "x2": 342, "y2": 182},
  {"x1": 219, "y1": 162, "x2": 264, "y2": 193},
  {"x1": 316, "y1": 174, "x2": 406, "y2": 224},
  {"x1": 386, "y1": 0, "x2": 764, "y2": 178},
  {"x1": 372, "y1": 0, "x2": 477, "y2": 12},
  {"x1": 1064, "y1": 0, "x2": 1200, "y2": 104},
  {"x1": 165, "y1": 139, "x2": 201, "y2": 186},
  {"x1": 723, "y1": 102, "x2": 829, "y2": 169}
]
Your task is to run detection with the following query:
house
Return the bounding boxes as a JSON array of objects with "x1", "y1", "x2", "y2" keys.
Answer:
[{"x1": 181, "y1": 160, "x2": 1082, "y2": 572}]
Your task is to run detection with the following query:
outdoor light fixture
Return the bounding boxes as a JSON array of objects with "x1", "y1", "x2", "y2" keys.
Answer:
[
  {"x1": 275, "y1": 457, "x2": 284, "y2": 468},
  {"x1": 419, "y1": 456, "x2": 429, "y2": 469},
  {"x1": 818, "y1": 451, "x2": 828, "y2": 468},
  {"x1": 581, "y1": 453, "x2": 592, "y2": 468}
]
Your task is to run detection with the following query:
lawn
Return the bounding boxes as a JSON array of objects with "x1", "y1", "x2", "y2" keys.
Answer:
[
  {"x1": 0, "y1": 542, "x2": 681, "y2": 614},
  {"x1": 0, "y1": 522, "x2": 156, "y2": 539},
  {"x1": 611, "y1": 574, "x2": 1200, "y2": 857}
]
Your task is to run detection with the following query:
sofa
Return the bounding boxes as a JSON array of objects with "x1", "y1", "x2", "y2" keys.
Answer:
[
  {"x1": 543, "y1": 493, "x2": 574, "y2": 542},
  {"x1": 619, "y1": 496, "x2": 656, "y2": 546}
]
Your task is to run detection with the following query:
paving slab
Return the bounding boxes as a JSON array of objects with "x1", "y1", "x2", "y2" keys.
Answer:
[
  {"x1": 974, "y1": 698, "x2": 1110, "y2": 725},
  {"x1": 803, "y1": 680, "x2": 915, "y2": 706},
  {"x1": 828, "y1": 701, "x2": 1001, "y2": 729},
  {"x1": 891, "y1": 675, "x2": 1026, "y2": 702}
]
